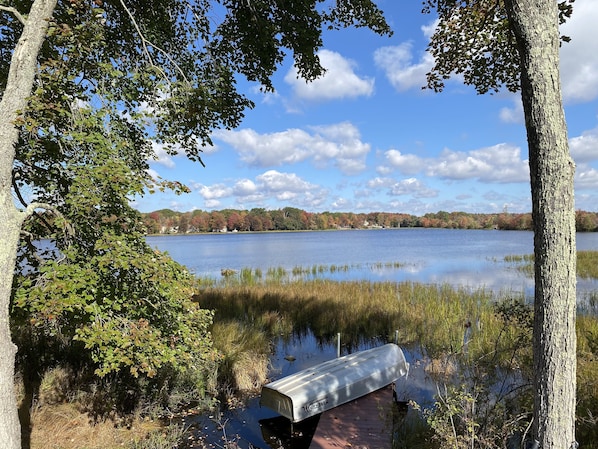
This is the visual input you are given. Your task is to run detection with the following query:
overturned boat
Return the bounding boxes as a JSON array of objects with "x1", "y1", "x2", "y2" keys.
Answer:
[{"x1": 259, "y1": 343, "x2": 409, "y2": 423}]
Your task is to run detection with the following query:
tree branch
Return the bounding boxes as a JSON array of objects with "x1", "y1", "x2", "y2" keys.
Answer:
[
  {"x1": 24, "y1": 201, "x2": 60, "y2": 219},
  {"x1": 118, "y1": 0, "x2": 190, "y2": 85},
  {"x1": 0, "y1": 5, "x2": 26, "y2": 25},
  {"x1": 12, "y1": 170, "x2": 59, "y2": 233},
  {"x1": 11, "y1": 172, "x2": 30, "y2": 209},
  {"x1": 22, "y1": 202, "x2": 75, "y2": 239},
  {"x1": 117, "y1": 0, "x2": 153, "y2": 65}
]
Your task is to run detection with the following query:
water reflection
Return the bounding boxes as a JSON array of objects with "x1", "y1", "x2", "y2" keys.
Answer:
[
  {"x1": 148, "y1": 229, "x2": 598, "y2": 300},
  {"x1": 187, "y1": 332, "x2": 435, "y2": 449},
  {"x1": 259, "y1": 415, "x2": 319, "y2": 449}
]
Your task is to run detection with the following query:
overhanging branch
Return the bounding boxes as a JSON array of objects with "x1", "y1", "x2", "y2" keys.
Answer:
[
  {"x1": 22, "y1": 201, "x2": 75, "y2": 239},
  {"x1": 118, "y1": 0, "x2": 190, "y2": 85},
  {"x1": 0, "y1": 5, "x2": 26, "y2": 25},
  {"x1": 13, "y1": 174, "x2": 57, "y2": 233}
]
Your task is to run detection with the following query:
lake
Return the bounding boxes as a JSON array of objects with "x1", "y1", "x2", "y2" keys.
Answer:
[
  {"x1": 146, "y1": 229, "x2": 598, "y2": 448},
  {"x1": 147, "y1": 228, "x2": 598, "y2": 300}
]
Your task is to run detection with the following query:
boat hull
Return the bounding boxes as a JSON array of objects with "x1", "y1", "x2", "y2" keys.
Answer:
[{"x1": 260, "y1": 343, "x2": 409, "y2": 423}]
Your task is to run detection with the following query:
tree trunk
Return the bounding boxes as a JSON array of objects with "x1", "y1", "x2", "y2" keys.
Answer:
[
  {"x1": 505, "y1": 1, "x2": 577, "y2": 448},
  {"x1": 0, "y1": 1, "x2": 57, "y2": 448}
]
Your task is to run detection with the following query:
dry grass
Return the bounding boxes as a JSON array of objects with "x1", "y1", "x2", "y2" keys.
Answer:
[
  {"x1": 210, "y1": 321, "x2": 270, "y2": 393},
  {"x1": 200, "y1": 280, "x2": 504, "y2": 361},
  {"x1": 17, "y1": 367, "x2": 185, "y2": 449},
  {"x1": 424, "y1": 356, "x2": 458, "y2": 380},
  {"x1": 231, "y1": 351, "x2": 269, "y2": 392},
  {"x1": 28, "y1": 403, "x2": 162, "y2": 449}
]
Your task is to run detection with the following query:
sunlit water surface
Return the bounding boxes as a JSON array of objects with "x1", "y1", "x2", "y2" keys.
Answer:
[
  {"x1": 147, "y1": 229, "x2": 598, "y2": 448},
  {"x1": 148, "y1": 228, "x2": 598, "y2": 300}
]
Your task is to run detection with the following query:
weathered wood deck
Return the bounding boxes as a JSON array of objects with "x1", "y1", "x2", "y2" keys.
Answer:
[{"x1": 308, "y1": 385, "x2": 396, "y2": 449}]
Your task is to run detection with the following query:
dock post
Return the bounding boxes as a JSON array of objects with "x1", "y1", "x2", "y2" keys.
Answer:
[{"x1": 337, "y1": 333, "x2": 341, "y2": 358}]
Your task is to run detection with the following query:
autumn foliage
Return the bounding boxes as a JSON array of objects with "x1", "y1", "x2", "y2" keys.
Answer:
[{"x1": 141, "y1": 208, "x2": 598, "y2": 234}]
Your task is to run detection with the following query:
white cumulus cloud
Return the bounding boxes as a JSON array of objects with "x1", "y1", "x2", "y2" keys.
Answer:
[
  {"x1": 214, "y1": 122, "x2": 371, "y2": 175},
  {"x1": 284, "y1": 49, "x2": 374, "y2": 101},
  {"x1": 381, "y1": 143, "x2": 529, "y2": 183},
  {"x1": 197, "y1": 184, "x2": 233, "y2": 200},
  {"x1": 383, "y1": 149, "x2": 427, "y2": 174},
  {"x1": 560, "y1": 0, "x2": 598, "y2": 103},
  {"x1": 193, "y1": 170, "x2": 329, "y2": 210},
  {"x1": 499, "y1": 96, "x2": 524, "y2": 124},
  {"x1": 431, "y1": 144, "x2": 528, "y2": 182},
  {"x1": 576, "y1": 167, "x2": 598, "y2": 190},
  {"x1": 232, "y1": 179, "x2": 258, "y2": 196},
  {"x1": 389, "y1": 178, "x2": 438, "y2": 198},
  {"x1": 374, "y1": 42, "x2": 434, "y2": 92},
  {"x1": 569, "y1": 126, "x2": 598, "y2": 163},
  {"x1": 256, "y1": 170, "x2": 328, "y2": 208}
]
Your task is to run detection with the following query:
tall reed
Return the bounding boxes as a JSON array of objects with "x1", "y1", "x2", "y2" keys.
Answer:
[
  {"x1": 199, "y1": 279, "x2": 522, "y2": 365},
  {"x1": 578, "y1": 251, "x2": 598, "y2": 279},
  {"x1": 505, "y1": 250, "x2": 598, "y2": 283},
  {"x1": 196, "y1": 265, "x2": 598, "y2": 447},
  {"x1": 210, "y1": 321, "x2": 270, "y2": 393}
]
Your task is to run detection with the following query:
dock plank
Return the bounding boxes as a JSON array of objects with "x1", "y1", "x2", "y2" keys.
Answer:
[{"x1": 309, "y1": 385, "x2": 395, "y2": 449}]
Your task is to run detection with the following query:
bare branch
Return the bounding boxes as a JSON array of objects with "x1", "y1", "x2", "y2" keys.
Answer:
[
  {"x1": 23, "y1": 201, "x2": 58, "y2": 219},
  {"x1": 23, "y1": 202, "x2": 75, "y2": 240},
  {"x1": 0, "y1": 5, "x2": 26, "y2": 25},
  {"x1": 19, "y1": 229, "x2": 47, "y2": 265},
  {"x1": 12, "y1": 173, "x2": 59, "y2": 235},
  {"x1": 11, "y1": 172, "x2": 29, "y2": 209},
  {"x1": 521, "y1": 416, "x2": 534, "y2": 447},
  {"x1": 117, "y1": 0, "x2": 154, "y2": 65},
  {"x1": 118, "y1": 0, "x2": 190, "y2": 85}
]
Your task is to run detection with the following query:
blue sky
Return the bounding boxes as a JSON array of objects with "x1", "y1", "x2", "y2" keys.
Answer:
[{"x1": 134, "y1": 0, "x2": 598, "y2": 215}]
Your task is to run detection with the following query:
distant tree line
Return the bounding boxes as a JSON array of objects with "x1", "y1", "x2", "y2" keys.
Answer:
[{"x1": 141, "y1": 207, "x2": 598, "y2": 234}]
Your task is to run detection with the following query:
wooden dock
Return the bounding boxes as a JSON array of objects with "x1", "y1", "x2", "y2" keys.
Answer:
[{"x1": 308, "y1": 385, "x2": 396, "y2": 449}]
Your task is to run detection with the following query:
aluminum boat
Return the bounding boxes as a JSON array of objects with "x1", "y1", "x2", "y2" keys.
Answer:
[{"x1": 259, "y1": 343, "x2": 409, "y2": 423}]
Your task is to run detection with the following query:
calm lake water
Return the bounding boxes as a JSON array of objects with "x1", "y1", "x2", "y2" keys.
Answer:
[
  {"x1": 146, "y1": 229, "x2": 598, "y2": 448},
  {"x1": 147, "y1": 228, "x2": 598, "y2": 299}
]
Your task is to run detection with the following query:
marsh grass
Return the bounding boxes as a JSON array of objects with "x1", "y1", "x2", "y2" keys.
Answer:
[
  {"x1": 211, "y1": 262, "x2": 407, "y2": 286},
  {"x1": 505, "y1": 250, "x2": 598, "y2": 282},
  {"x1": 578, "y1": 251, "x2": 598, "y2": 279},
  {"x1": 210, "y1": 321, "x2": 270, "y2": 393},
  {"x1": 578, "y1": 291, "x2": 598, "y2": 316},
  {"x1": 199, "y1": 275, "x2": 598, "y2": 447},
  {"x1": 504, "y1": 254, "x2": 534, "y2": 277},
  {"x1": 200, "y1": 280, "x2": 525, "y2": 367}
]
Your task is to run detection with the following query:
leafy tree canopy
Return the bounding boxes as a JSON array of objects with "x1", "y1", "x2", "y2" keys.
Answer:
[
  {"x1": 423, "y1": 0, "x2": 575, "y2": 94},
  {"x1": 2, "y1": 0, "x2": 391, "y2": 407}
]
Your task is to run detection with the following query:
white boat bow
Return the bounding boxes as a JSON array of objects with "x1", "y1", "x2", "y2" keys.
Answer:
[{"x1": 259, "y1": 343, "x2": 409, "y2": 423}]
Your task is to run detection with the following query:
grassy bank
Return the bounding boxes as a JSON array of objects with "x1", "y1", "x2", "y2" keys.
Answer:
[
  {"x1": 198, "y1": 274, "x2": 598, "y2": 448},
  {"x1": 15, "y1": 367, "x2": 188, "y2": 449},
  {"x1": 22, "y1": 254, "x2": 598, "y2": 448}
]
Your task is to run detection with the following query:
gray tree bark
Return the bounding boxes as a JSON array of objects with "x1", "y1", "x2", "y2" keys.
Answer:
[
  {"x1": 505, "y1": 1, "x2": 577, "y2": 448},
  {"x1": 0, "y1": 1, "x2": 57, "y2": 448}
]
